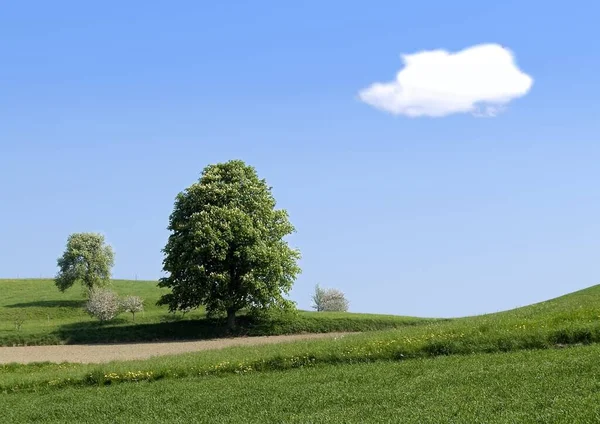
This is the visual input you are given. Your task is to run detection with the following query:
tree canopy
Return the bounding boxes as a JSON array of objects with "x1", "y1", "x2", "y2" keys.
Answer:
[
  {"x1": 158, "y1": 160, "x2": 301, "y2": 328},
  {"x1": 55, "y1": 233, "x2": 115, "y2": 294}
]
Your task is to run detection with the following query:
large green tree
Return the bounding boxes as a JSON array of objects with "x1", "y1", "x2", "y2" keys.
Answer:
[
  {"x1": 158, "y1": 160, "x2": 301, "y2": 329},
  {"x1": 55, "y1": 233, "x2": 115, "y2": 294}
]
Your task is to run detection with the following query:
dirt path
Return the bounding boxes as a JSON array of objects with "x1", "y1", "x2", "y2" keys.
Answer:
[{"x1": 0, "y1": 332, "x2": 354, "y2": 364}]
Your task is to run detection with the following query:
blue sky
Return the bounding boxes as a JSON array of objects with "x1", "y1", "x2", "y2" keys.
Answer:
[{"x1": 1, "y1": 1, "x2": 599, "y2": 317}]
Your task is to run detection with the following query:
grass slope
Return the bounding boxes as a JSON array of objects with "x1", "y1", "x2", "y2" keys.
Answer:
[
  {"x1": 3, "y1": 344, "x2": 600, "y2": 423},
  {"x1": 0, "y1": 279, "x2": 427, "y2": 346},
  {"x1": 2, "y1": 283, "x2": 600, "y2": 421},
  {"x1": 2, "y1": 284, "x2": 600, "y2": 392}
]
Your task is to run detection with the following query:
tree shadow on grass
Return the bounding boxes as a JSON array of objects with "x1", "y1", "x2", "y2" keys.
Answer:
[
  {"x1": 54, "y1": 316, "x2": 260, "y2": 344},
  {"x1": 5, "y1": 300, "x2": 86, "y2": 309},
  {"x1": 52, "y1": 312, "x2": 435, "y2": 345}
]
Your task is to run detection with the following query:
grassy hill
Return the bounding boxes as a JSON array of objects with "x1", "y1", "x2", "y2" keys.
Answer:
[
  {"x1": 2, "y1": 283, "x2": 600, "y2": 422},
  {"x1": 0, "y1": 279, "x2": 429, "y2": 346},
  {"x1": 2, "y1": 283, "x2": 600, "y2": 385}
]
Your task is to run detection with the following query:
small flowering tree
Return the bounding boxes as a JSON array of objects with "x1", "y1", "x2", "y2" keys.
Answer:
[
  {"x1": 121, "y1": 296, "x2": 144, "y2": 321},
  {"x1": 311, "y1": 284, "x2": 349, "y2": 312},
  {"x1": 321, "y1": 289, "x2": 349, "y2": 312},
  {"x1": 86, "y1": 288, "x2": 121, "y2": 322}
]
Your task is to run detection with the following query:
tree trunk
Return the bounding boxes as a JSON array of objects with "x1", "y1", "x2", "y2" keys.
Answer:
[{"x1": 227, "y1": 309, "x2": 236, "y2": 330}]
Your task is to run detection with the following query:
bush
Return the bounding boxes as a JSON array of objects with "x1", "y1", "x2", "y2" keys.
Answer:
[
  {"x1": 86, "y1": 289, "x2": 121, "y2": 322},
  {"x1": 312, "y1": 284, "x2": 350, "y2": 312},
  {"x1": 121, "y1": 296, "x2": 144, "y2": 321}
]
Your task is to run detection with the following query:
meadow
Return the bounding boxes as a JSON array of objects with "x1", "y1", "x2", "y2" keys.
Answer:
[
  {"x1": 1, "y1": 283, "x2": 599, "y2": 390},
  {"x1": 3, "y1": 345, "x2": 600, "y2": 423},
  {"x1": 2, "y1": 280, "x2": 600, "y2": 422},
  {"x1": 0, "y1": 279, "x2": 429, "y2": 346}
]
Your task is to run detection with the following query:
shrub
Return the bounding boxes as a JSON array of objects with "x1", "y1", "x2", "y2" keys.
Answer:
[
  {"x1": 121, "y1": 296, "x2": 144, "y2": 321},
  {"x1": 86, "y1": 288, "x2": 121, "y2": 322},
  {"x1": 312, "y1": 284, "x2": 350, "y2": 312}
]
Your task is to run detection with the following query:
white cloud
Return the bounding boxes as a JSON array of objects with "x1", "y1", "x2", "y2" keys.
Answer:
[{"x1": 358, "y1": 43, "x2": 533, "y2": 118}]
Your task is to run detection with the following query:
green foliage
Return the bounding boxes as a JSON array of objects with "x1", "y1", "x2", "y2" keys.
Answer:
[
  {"x1": 158, "y1": 160, "x2": 301, "y2": 328},
  {"x1": 55, "y1": 233, "x2": 114, "y2": 294}
]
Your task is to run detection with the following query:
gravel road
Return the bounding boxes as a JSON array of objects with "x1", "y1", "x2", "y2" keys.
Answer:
[{"x1": 0, "y1": 332, "x2": 352, "y2": 364}]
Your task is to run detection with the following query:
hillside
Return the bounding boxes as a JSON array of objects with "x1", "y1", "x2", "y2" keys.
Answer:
[
  {"x1": 0, "y1": 279, "x2": 428, "y2": 346},
  {"x1": 3, "y1": 283, "x2": 600, "y2": 422},
  {"x1": 2, "y1": 279, "x2": 599, "y2": 348}
]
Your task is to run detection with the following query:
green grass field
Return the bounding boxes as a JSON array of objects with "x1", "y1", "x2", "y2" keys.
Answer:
[
  {"x1": 2, "y1": 283, "x2": 600, "y2": 391},
  {"x1": 0, "y1": 279, "x2": 429, "y2": 346},
  {"x1": 2, "y1": 280, "x2": 600, "y2": 422},
  {"x1": 3, "y1": 345, "x2": 600, "y2": 423}
]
